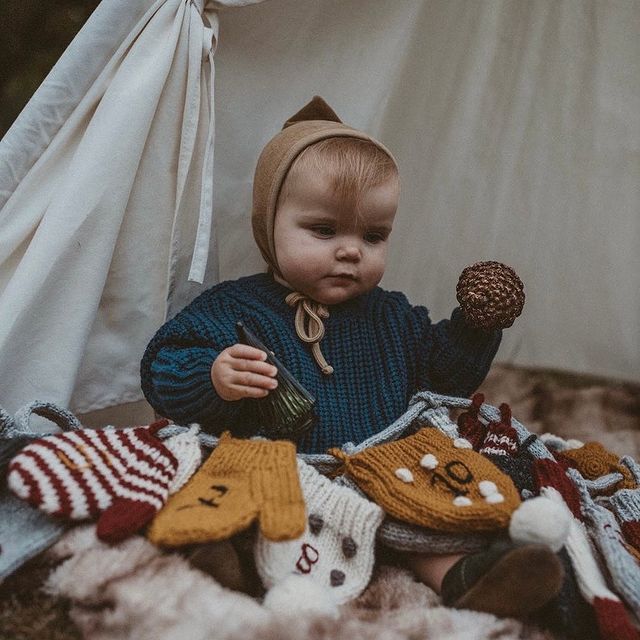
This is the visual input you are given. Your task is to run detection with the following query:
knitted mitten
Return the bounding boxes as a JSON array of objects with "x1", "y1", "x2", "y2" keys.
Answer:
[
  {"x1": 559, "y1": 442, "x2": 636, "y2": 495},
  {"x1": 598, "y1": 456, "x2": 640, "y2": 551},
  {"x1": 456, "y1": 393, "x2": 488, "y2": 450},
  {"x1": 7, "y1": 420, "x2": 178, "y2": 543},
  {"x1": 534, "y1": 459, "x2": 640, "y2": 640},
  {"x1": 330, "y1": 428, "x2": 520, "y2": 532},
  {"x1": 147, "y1": 433, "x2": 305, "y2": 546},
  {"x1": 161, "y1": 425, "x2": 203, "y2": 494},
  {"x1": 478, "y1": 403, "x2": 536, "y2": 495},
  {"x1": 570, "y1": 469, "x2": 640, "y2": 618},
  {"x1": 255, "y1": 460, "x2": 384, "y2": 604}
]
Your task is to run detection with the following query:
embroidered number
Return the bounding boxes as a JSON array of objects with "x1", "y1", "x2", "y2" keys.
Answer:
[
  {"x1": 177, "y1": 484, "x2": 229, "y2": 510},
  {"x1": 295, "y1": 543, "x2": 319, "y2": 574},
  {"x1": 430, "y1": 460, "x2": 474, "y2": 497}
]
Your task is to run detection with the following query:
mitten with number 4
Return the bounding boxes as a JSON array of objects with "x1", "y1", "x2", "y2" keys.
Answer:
[{"x1": 148, "y1": 432, "x2": 305, "y2": 546}]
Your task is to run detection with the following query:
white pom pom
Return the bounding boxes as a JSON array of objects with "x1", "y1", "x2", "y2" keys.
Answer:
[
  {"x1": 420, "y1": 454, "x2": 438, "y2": 470},
  {"x1": 453, "y1": 438, "x2": 473, "y2": 449},
  {"x1": 484, "y1": 493, "x2": 504, "y2": 504},
  {"x1": 509, "y1": 496, "x2": 571, "y2": 552},
  {"x1": 263, "y1": 575, "x2": 339, "y2": 620},
  {"x1": 395, "y1": 468, "x2": 414, "y2": 483},
  {"x1": 566, "y1": 439, "x2": 584, "y2": 450},
  {"x1": 453, "y1": 496, "x2": 472, "y2": 507}
]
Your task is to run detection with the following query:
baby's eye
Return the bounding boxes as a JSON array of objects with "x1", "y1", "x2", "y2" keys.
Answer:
[
  {"x1": 364, "y1": 232, "x2": 386, "y2": 244},
  {"x1": 312, "y1": 225, "x2": 335, "y2": 237}
]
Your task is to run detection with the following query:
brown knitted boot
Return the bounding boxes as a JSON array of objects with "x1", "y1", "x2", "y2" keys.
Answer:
[{"x1": 441, "y1": 541, "x2": 564, "y2": 618}]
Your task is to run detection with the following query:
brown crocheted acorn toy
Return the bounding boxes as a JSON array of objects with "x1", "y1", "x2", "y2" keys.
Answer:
[{"x1": 456, "y1": 261, "x2": 525, "y2": 330}]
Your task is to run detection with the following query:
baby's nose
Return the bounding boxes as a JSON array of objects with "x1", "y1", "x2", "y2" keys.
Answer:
[{"x1": 335, "y1": 244, "x2": 361, "y2": 261}]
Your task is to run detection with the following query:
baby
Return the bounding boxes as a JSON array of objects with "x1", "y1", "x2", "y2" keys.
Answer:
[{"x1": 141, "y1": 96, "x2": 563, "y2": 618}]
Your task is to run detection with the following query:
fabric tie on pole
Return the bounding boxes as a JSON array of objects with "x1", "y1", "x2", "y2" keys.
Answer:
[{"x1": 173, "y1": 1, "x2": 219, "y2": 285}]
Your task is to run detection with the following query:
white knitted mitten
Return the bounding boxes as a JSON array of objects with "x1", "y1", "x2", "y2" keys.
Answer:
[
  {"x1": 255, "y1": 459, "x2": 383, "y2": 605},
  {"x1": 161, "y1": 425, "x2": 202, "y2": 494}
]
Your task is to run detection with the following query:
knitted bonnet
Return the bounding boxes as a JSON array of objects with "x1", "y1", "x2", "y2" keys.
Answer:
[{"x1": 251, "y1": 96, "x2": 398, "y2": 374}]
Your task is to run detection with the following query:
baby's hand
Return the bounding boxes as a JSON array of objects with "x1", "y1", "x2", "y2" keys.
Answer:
[{"x1": 211, "y1": 344, "x2": 278, "y2": 401}]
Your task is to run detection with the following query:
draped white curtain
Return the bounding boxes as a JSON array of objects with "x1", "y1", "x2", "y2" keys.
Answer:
[
  {"x1": 0, "y1": 0, "x2": 637, "y2": 420},
  {"x1": 0, "y1": 0, "x2": 263, "y2": 416}
]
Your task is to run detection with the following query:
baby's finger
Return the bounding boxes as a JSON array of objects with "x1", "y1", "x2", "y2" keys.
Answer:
[
  {"x1": 226, "y1": 344, "x2": 268, "y2": 361},
  {"x1": 232, "y1": 358, "x2": 278, "y2": 377},
  {"x1": 232, "y1": 371, "x2": 278, "y2": 390},
  {"x1": 231, "y1": 385, "x2": 272, "y2": 399}
]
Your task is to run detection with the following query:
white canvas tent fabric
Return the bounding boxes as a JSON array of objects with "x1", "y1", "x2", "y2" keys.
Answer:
[
  {"x1": 0, "y1": 0, "x2": 265, "y2": 417},
  {"x1": 0, "y1": 0, "x2": 638, "y2": 420}
]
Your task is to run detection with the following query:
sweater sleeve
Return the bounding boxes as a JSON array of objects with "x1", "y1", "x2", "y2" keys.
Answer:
[
  {"x1": 139, "y1": 286, "x2": 244, "y2": 432},
  {"x1": 405, "y1": 300, "x2": 502, "y2": 398}
]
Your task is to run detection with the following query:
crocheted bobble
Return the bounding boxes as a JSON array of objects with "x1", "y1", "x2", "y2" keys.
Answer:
[
  {"x1": 560, "y1": 442, "x2": 636, "y2": 495},
  {"x1": 7, "y1": 423, "x2": 178, "y2": 543},
  {"x1": 255, "y1": 460, "x2": 384, "y2": 605},
  {"x1": 148, "y1": 433, "x2": 305, "y2": 547},
  {"x1": 456, "y1": 261, "x2": 525, "y2": 330},
  {"x1": 331, "y1": 428, "x2": 520, "y2": 533}
]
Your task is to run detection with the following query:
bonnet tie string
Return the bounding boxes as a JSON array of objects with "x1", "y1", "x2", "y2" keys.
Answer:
[{"x1": 285, "y1": 293, "x2": 334, "y2": 375}]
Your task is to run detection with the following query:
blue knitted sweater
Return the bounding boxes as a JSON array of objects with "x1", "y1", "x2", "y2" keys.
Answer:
[{"x1": 140, "y1": 273, "x2": 501, "y2": 453}]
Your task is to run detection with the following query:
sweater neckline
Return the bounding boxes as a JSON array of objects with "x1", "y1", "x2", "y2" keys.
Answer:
[{"x1": 248, "y1": 272, "x2": 371, "y2": 317}]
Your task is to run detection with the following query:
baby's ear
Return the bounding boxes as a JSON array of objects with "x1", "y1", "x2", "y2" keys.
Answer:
[{"x1": 283, "y1": 96, "x2": 342, "y2": 128}]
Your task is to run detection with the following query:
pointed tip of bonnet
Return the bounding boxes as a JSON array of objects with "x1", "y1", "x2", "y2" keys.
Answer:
[{"x1": 283, "y1": 96, "x2": 342, "y2": 129}]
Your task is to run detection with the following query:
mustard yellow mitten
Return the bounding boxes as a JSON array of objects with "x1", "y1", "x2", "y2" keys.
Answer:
[
  {"x1": 330, "y1": 428, "x2": 520, "y2": 533},
  {"x1": 559, "y1": 442, "x2": 636, "y2": 495},
  {"x1": 148, "y1": 433, "x2": 305, "y2": 546}
]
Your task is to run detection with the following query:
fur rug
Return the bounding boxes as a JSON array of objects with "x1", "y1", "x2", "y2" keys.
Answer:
[{"x1": 1, "y1": 364, "x2": 639, "y2": 640}]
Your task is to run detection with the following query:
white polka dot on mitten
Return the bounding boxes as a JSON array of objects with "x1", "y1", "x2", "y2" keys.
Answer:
[{"x1": 255, "y1": 459, "x2": 384, "y2": 605}]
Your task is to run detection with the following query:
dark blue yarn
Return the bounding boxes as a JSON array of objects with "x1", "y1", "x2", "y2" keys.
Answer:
[{"x1": 140, "y1": 273, "x2": 502, "y2": 454}]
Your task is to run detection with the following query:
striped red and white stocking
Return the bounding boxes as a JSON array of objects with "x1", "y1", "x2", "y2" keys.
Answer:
[{"x1": 7, "y1": 420, "x2": 178, "y2": 543}]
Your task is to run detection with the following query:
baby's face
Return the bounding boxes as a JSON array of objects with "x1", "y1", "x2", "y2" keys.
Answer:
[{"x1": 273, "y1": 171, "x2": 398, "y2": 305}]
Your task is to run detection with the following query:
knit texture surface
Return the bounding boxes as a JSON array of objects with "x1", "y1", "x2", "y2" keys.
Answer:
[
  {"x1": 331, "y1": 428, "x2": 521, "y2": 532},
  {"x1": 147, "y1": 433, "x2": 305, "y2": 546},
  {"x1": 140, "y1": 273, "x2": 501, "y2": 453}
]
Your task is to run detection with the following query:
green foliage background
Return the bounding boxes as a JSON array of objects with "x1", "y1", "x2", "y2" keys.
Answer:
[{"x1": 0, "y1": 0, "x2": 101, "y2": 137}]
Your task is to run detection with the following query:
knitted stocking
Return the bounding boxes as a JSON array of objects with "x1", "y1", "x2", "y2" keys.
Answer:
[
  {"x1": 255, "y1": 460, "x2": 384, "y2": 604},
  {"x1": 161, "y1": 425, "x2": 203, "y2": 494},
  {"x1": 598, "y1": 456, "x2": 640, "y2": 552},
  {"x1": 7, "y1": 420, "x2": 178, "y2": 543},
  {"x1": 478, "y1": 403, "x2": 537, "y2": 495},
  {"x1": 456, "y1": 393, "x2": 487, "y2": 450},
  {"x1": 569, "y1": 468, "x2": 640, "y2": 618},
  {"x1": 330, "y1": 428, "x2": 520, "y2": 532},
  {"x1": 559, "y1": 442, "x2": 635, "y2": 495},
  {"x1": 148, "y1": 433, "x2": 305, "y2": 547},
  {"x1": 533, "y1": 459, "x2": 639, "y2": 640},
  {"x1": 535, "y1": 547, "x2": 599, "y2": 640}
]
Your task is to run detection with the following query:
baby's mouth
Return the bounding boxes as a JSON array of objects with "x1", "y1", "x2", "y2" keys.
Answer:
[{"x1": 327, "y1": 273, "x2": 357, "y2": 280}]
